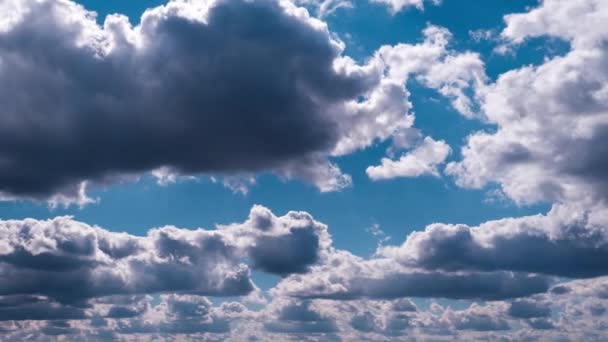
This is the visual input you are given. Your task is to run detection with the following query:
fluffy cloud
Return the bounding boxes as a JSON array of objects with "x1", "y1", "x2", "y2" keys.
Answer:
[
  {"x1": 0, "y1": 0, "x2": 489, "y2": 203},
  {"x1": 340, "y1": 24, "x2": 484, "y2": 179},
  {"x1": 0, "y1": 205, "x2": 329, "y2": 306},
  {"x1": 447, "y1": 0, "x2": 608, "y2": 205},
  {"x1": 371, "y1": 0, "x2": 441, "y2": 15},
  {"x1": 298, "y1": 0, "x2": 440, "y2": 17},
  {"x1": 367, "y1": 137, "x2": 451, "y2": 180},
  {"x1": 273, "y1": 250, "x2": 550, "y2": 301},
  {"x1": 2, "y1": 207, "x2": 608, "y2": 340},
  {"x1": 0, "y1": 0, "x2": 393, "y2": 202},
  {"x1": 2, "y1": 0, "x2": 608, "y2": 340},
  {"x1": 263, "y1": 300, "x2": 339, "y2": 334},
  {"x1": 374, "y1": 25, "x2": 486, "y2": 119},
  {"x1": 380, "y1": 203, "x2": 608, "y2": 278}
]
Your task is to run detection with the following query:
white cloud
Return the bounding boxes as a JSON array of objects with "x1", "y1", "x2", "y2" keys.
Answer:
[
  {"x1": 367, "y1": 137, "x2": 451, "y2": 180},
  {"x1": 370, "y1": 0, "x2": 441, "y2": 15},
  {"x1": 447, "y1": 0, "x2": 608, "y2": 205}
]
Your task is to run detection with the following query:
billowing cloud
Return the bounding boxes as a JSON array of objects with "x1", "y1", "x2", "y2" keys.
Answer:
[
  {"x1": 2, "y1": 0, "x2": 608, "y2": 340},
  {"x1": 0, "y1": 205, "x2": 329, "y2": 305},
  {"x1": 263, "y1": 300, "x2": 339, "y2": 334},
  {"x1": 371, "y1": 0, "x2": 441, "y2": 15},
  {"x1": 0, "y1": 0, "x2": 487, "y2": 204},
  {"x1": 367, "y1": 137, "x2": 451, "y2": 180},
  {"x1": 273, "y1": 250, "x2": 551, "y2": 301},
  {"x1": 298, "y1": 0, "x2": 440, "y2": 17},
  {"x1": 1, "y1": 207, "x2": 608, "y2": 340},
  {"x1": 380, "y1": 203, "x2": 608, "y2": 278},
  {"x1": 446, "y1": 0, "x2": 608, "y2": 205},
  {"x1": 0, "y1": 0, "x2": 388, "y2": 202}
]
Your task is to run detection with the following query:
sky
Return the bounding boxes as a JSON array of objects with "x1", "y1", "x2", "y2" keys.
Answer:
[{"x1": 0, "y1": 0, "x2": 607, "y2": 340}]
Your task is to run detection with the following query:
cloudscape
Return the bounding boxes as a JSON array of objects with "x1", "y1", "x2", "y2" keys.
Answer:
[{"x1": 0, "y1": 0, "x2": 607, "y2": 340}]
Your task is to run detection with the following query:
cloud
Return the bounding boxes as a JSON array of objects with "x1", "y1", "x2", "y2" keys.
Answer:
[
  {"x1": 0, "y1": 0, "x2": 489, "y2": 204},
  {"x1": 370, "y1": 0, "x2": 441, "y2": 15},
  {"x1": 263, "y1": 300, "x2": 339, "y2": 334},
  {"x1": 273, "y1": 250, "x2": 550, "y2": 301},
  {"x1": 366, "y1": 137, "x2": 451, "y2": 180},
  {"x1": 0, "y1": 205, "x2": 328, "y2": 306},
  {"x1": 446, "y1": 0, "x2": 608, "y2": 205},
  {"x1": 1, "y1": 212, "x2": 608, "y2": 340},
  {"x1": 374, "y1": 25, "x2": 487, "y2": 119},
  {"x1": 380, "y1": 203, "x2": 608, "y2": 278},
  {"x1": 298, "y1": 0, "x2": 440, "y2": 17},
  {"x1": 508, "y1": 299, "x2": 551, "y2": 319},
  {"x1": 0, "y1": 0, "x2": 391, "y2": 202},
  {"x1": 447, "y1": 303, "x2": 510, "y2": 332}
]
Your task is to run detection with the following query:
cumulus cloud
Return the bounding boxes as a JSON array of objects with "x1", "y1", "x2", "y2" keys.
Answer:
[
  {"x1": 380, "y1": 203, "x2": 608, "y2": 278},
  {"x1": 3, "y1": 0, "x2": 608, "y2": 340},
  {"x1": 1, "y1": 206, "x2": 608, "y2": 340},
  {"x1": 371, "y1": 0, "x2": 441, "y2": 15},
  {"x1": 0, "y1": 0, "x2": 489, "y2": 204},
  {"x1": 373, "y1": 25, "x2": 487, "y2": 119},
  {"x1": 263, "y1": 300, "x2": 338, "y2": 334},
  {"x1": 298, "y1": 0, "x2": 440, "y2": 17},
  {"x1": 0, "y1": 0, "x2": 391, "y2": 202},
  {"x1": 273, "y1": 250, "x2": 550, "y2": 301},
  {"x1": 446, "y1": 0, "x2": 608, "y2": 205},
  {"x1": 367, "y1": 137, "x2": 451, "y2": 180},
  {"x1": 0, "y1": 205, "x2": 329, "y2": 307}
]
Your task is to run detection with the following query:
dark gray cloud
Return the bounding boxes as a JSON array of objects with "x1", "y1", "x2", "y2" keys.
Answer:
[
  {"x1": 0, "y1": 0, "x2": 382, "y2": 201},
  {"x1": 0, "y1": 299, "x2": 86, "y2": 321},
  {"x1": 249, "y1": 226, "x2": 320, "y2": 276},
  {"x1": 508, "y1": 300, "x2": 551, "y2": 319}
]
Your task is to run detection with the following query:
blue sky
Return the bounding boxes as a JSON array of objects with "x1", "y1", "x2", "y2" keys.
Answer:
[{"x1": 0, "y1": 0, "x2": 607, "y2": 340}]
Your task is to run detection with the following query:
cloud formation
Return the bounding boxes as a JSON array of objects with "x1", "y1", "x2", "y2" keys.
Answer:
[
  {"x1": 380, "y1": 203, "x2": 608, "y2": 278},
  {"x1": 0, "y1": 0, "x2": 387, "y2": 202},
  {"x1": 367, "y1": 137, "x2": 451, "y2": 180},
  {"x1": 0, "y1": 0, "x2": 490, "y2": 204},
  {"x1": 1, "y1": 204, "x2": 608, "y2": 340},
  {"x1": 0, "y1": 205, "x2": 329, "y2": 305},
  {"x1": 447, "y1": 0, "x2": 608, "y2": 205},
  {"x1": 2, "y1": 0, "x2": 608, "y2": 340}
]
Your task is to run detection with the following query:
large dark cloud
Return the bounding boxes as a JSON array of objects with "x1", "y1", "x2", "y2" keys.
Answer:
[{"x1": 0, "y1": 0, "x2": 381, "y2": 200}]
